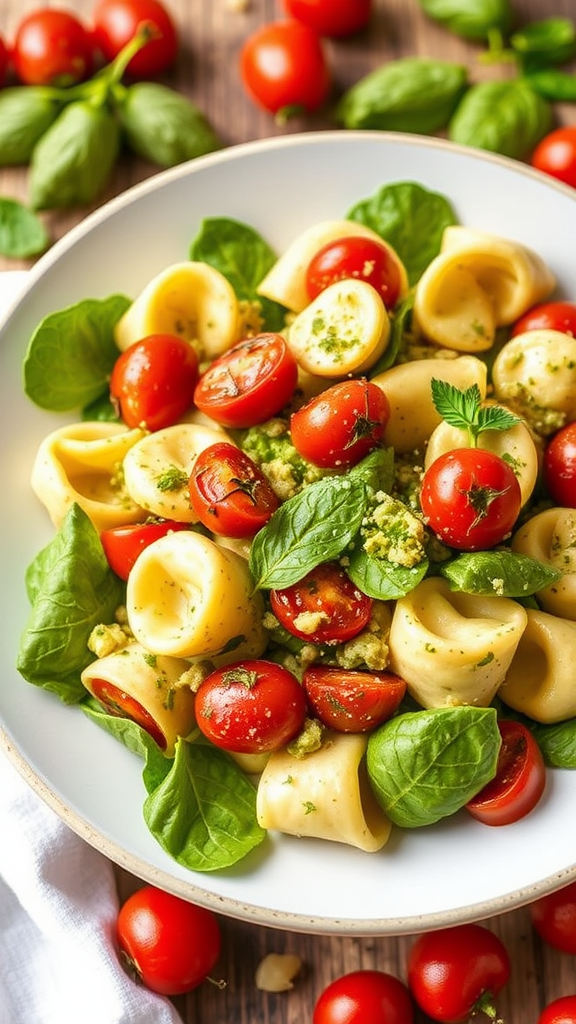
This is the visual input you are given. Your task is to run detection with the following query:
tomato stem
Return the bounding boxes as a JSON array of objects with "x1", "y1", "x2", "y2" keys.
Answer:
[{"x1": 473, "y1": 989, "x2": 505, "y2": 1022}]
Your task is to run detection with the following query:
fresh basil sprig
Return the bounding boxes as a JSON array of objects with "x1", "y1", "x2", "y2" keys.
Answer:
[
  {"x1": 431, "y1": 379, "x2": 520, "y2": 446},
  {"x1": 416, "y1": 0, "x2": 513, "y2": 42},
  {"x1": 441, "y1": 550, "x2": 562, "y2": 597},
  {"x1": 448, "y1": 78, "x2": 552, "y2": 160},
  {"x1": 0, "y1": 197, "x2": 48, "y2": 258}
]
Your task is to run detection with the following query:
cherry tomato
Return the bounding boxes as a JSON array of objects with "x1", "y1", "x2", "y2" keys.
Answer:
[
  {"x1": 0, "y1": 33, "x2": 9, "y2": 87},
  {"x1": 284, "y1": 0, "x2": 372, "y2": 38},
  {"x1": 313, "y1": 969, "x2": 414, "y2": 1024},
  {"x1": 530, "y1": 880, "x2": 576, "y2": 954},
  {"x1": 239, "y1": 20, "x2": 331, "y2": 118},
  {"x1": 194, "y1": 659, "x2": 307, "y2": 754},
  {"x1": 110, "y1": 334, "x2": 199, "y2": 431},
  {"x1": 117, "y1": 885, "x2": 221, "y2": 995},
  {"x1": 543, "y1": 422, "x2": 576, "y2": 508},
  {"x1": 12, "y1": 9, "x2": 94, "y2": 86},
  {"x1": 407, "y1": 923, "x2": 511, "y2": 1023},
  {"x1": 303, "y1": 666, "x2": 406, "y2": 733},
  {"x1": 194, "y1": 333, "x2": 298, "y2": 429},
  {"x1": 538, "y1": 995, "x2": 576, "y2": 1024},
  {"x1": 270, "y1": 561, "x2": 373, "y2": 645},
  {"x1": 290, "y1": 378, "x2": 390, "y2": 469},
  {"x1": 531, "y1": 126, "x2": 576, "y2": 189},
  {"x1": 511, "y1": 300, "x2": 576, "y2": 338},
  {"x1": 92, "y1": 0, "x2": 178, "y2": 77},
  {"x1": 306, "y1": 236, "x2": 404, "y2": 309},
  {"x1": 188, "y1": 442, "x2": 279, "y2": 538},
  {"x1": 90, "y1": 678, "x2": 168, "y2": 749},
  {"x1": 101, "y1": 519, "x2": 190, "y2": 580},
  {"x1": 465, "y1": 719, "x2": 546, "y2": 826},
  {"x1": 419, "y1": 448, "x2": 522, "y2": 551}
]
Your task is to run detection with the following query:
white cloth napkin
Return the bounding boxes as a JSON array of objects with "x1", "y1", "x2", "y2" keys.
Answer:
[{"x1": 0, "y1": 272, "x2": 183, "y2": 1024}]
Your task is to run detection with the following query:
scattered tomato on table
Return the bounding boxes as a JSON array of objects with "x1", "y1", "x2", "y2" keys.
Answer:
[
  {"x1": 0, "y1": 32, "x2": 10, "y2": 87},
  {"x1": 283, "y1": 0, "x2": 372, "y2": 39},
  {"x1": 538, "y1": 994, "x2": 576, "y2": 1024},
  {"x1": 531, "y1": 125, "x2": 576, "y2": 188},
  {"x1": 530, "y1": 880, "x2": 576, "y2": 955},
  {"x1": 313, "y1": 969, "x2": 414, "y2": 1024},
  {"x1": 92, "y1": 0, "x2": 179, "y2": 77},
  {"x1": 239, "y1": 19, "x2": 331, "y2": 119},
  {"x1": 11, "y1": 8, "x2": 94, "y2": 87}
]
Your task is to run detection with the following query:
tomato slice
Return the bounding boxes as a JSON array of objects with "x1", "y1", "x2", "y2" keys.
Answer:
[
  {"x1": 465, "y1": 719, "x2": 546, "y2": 826},
  {"x1": 303, "y1": 666, "x2": 406, "y2": 732},
  {"x1": 189, "y1": 442, "x2": 279, "y2": 537},
  {"x1": 101, "y1": 520, "x2": 190, "y2": 580},
  {"x1": 270, "y1": 561, "x2": 372, "y2": 644},
  {"x1": 90, "y1": 678, "x2": 167, "y2": 750},
  {"x1": 306, "y1": 235, "x2": 404, "y2": 309}
]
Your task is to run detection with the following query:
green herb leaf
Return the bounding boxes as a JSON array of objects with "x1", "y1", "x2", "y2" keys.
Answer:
[
  {"x1": 524, "y1": 68, "x2": 576, "y2": 102},
  {"x1": 0, "y1": 197, "x2": 49, "y2": 258},
  {"x1": 0, "y1": 86, "x2": 64, "y2": 165},
  {"x1": 117, "y1": 82, "x2": 222, "y2": 167},
  {"x1": 441, "y1": 550, "x2": 562, "y2": 597},
  {"x1": 347, "y1": 543, "x2": 429, "y2": 600},
  {"x1": 530, "y1": 718, "x2": 576, "y2": 769},
  {"x1": 511, "y1": 18, "x2": 576, "y2": 72},
  {"x1": 431, "y1": 378, "x2": 520, "y2": 444},
  {"x1": 448, "y1": 78, "x2": 552, "y2": 160},
  {"x1": 416, "y1": 0, "x2": 513, "y2": 41},
  {"x1": 81, "y1": 696, "x2": 172, "y2": 791}
]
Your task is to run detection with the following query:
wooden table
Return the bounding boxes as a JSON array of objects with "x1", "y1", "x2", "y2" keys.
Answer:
[{"x1": 2, "y1": 0, "x2": 576, "y2": 1019}]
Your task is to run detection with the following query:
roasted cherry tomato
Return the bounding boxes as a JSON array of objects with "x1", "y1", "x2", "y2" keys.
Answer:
[
  {"x1": 407, "y1": 923, "x2": 511, "y2": 1023},
  {"x1": 89, "y1": 678, "x2": 167, "y2": 749},
  {"x1": 420, "y1": 448, "x2": 522, "y2": 551},
  {"x1": 290, "y1": 378, "x2": 390, "y2": 469},
  {"x1": 313, "y1": 969, "x2": 414, "y2": 1024},
  {"x1": 117, "y1": 885, "x2": 221, "y2": 995},
  {"x1": 543, "y1": 421, "x2": 576, "y2": 508},
  {"x1": 511, "y1": 300, "x2": 576, "y2": 338},
  {"x1": 239, "y1": 20, "x2": 331, "y2": 117},
  {"x1": 110, "y1": 334, "x2": 199, "y2": 431},
  {"x1": 284, "y1": 0, "x2": 372, "y2": 38},
  {"x1": 194, "y1": 333, "x2": 298, "y2": 428},
  {"x1": 303, "y1": 666, "x2": 406, "y2": 733},
  {"x1": 538, "y1": 995, "x2": 576, "y2": 1024},
  {"x1": 465, "y1": 719, "x2": 546, "y2": 827},
  {"x1": 92, "y1": 0, "x2": 178, "y2": 77},
  {"x1": 188, "y1": 442, "x2": 279, "y2": 538},
  {"x1": 531, "y1": 126, "x2": 576, "y2": 189},
  {"x1": 270, "y1": 561, "x2": 372, "y2": 645},
  {"x1": 12, "y1": 8, "x2": 94, "y2": 86},
  {"x1": 530, "y1": 880, "x2": 576, "y2": 954},
  {"x1": 195, "y1": 659, "x2": 307, "y2": 754},
  {"x1": 306, "y1": 236, "x2": 404, "y2": 309},
  {"x1": 0, "y1": 33, "x2": 9, "y2": 87},
  {"x1": 101, "y1": 519, "x2": 190, "y2": 580}
]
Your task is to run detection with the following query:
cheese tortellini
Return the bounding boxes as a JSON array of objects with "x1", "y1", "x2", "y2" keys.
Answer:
[
  {"x1": 511, "y1": 507, "x2": 576, "y2": 620},
  {"x1": 498, "y1": 610, "x2": 576, "y2": 724},
  {"x1": 492, "y1": 329, "x2": 576, "y2": 435}
]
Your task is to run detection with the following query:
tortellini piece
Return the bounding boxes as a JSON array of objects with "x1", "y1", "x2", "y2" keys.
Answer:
[
  {"x1": 256, "y1": 730, "x2": 392, "y2": 852},
  {"x1": 498, "y1": 609, "x2": 576, "y2": 724},
  {"x1": 31, "y1": 421, "x2": 145, "y2": 532},
  {"x1": 511, "y1": 507, "x2": 576, "y2": 620},
  {"x1": 492, "y1": 330, "x2": 576, "y2": 435},
  {"x1": 388, "y1": 577, "x2": 528, "y2": 709}
]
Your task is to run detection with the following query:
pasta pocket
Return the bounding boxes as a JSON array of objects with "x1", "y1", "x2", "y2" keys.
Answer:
[
  {"x1": 498, "y1": 609, "x2": 576, "y2": 723},
  {"x1": 511, "y1": 507, "x2": 576, "y2": 620},
  {"x1": 492, "y1": 329, "x2": 576, "y2": 435}
]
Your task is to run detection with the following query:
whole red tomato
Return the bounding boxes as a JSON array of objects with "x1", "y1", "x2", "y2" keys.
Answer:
[
  {"x1": 240, "y1": 19, "x2": 331, "y2": 118},
  {"x1": 306, "y1": 235, "x2": 403, "y2": 309},
  {"x1": 511, "y1": 300, "x2": 576, "y2": 338},
  {"x1": 0, "y1": 33, "x2": 9, "y2": 87},
  {"x1": 92, "y1": 0, "x2": 179, "y2": 77},
  {"x1": 531, "y1": 126, "x2": 576, "y2": 189},
  {"x1": 538, "y1": 995, "x2": 576, "y2": 1024},
  {"x1": 313, "y1": 969, "x2": 414, "y2": 1024},
  {"x1": 290, "y1": 378, "x2": 390, "y2": 469},
  {"x1": 530, "y1": 880, "x2": 576, "y2": 954},
  {"x1": 465, "y1": 719, "x2": 546, "y2": 827},
  {"x1": 12, "y1": 8, "x2": 94, "y2": 86},
  {"x1": 407, "y1": 923, "x2": 510, "y2": 1023},
  {"x1": 270, "y1": 561, "x2": 373, "y2": 644},
  {"x1": 543, "y1": 421, "x2": 576, "y2": 508},
  {"x1": 284, "y1": 0, "x2": 372, "y2": 38},
  {"x1": 117, "y1": 885, "x2": 221, "y2": 995},
  {"x1": 110, "y1": 333, "x2": 199, "y2": 431},
  {"x1": 189, "y1": 442, "x2": 279, "y2": 538}
]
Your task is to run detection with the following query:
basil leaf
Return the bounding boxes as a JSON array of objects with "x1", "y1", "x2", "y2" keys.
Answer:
[
  {"x1": 530, "y1": 719, "x2": 576, "y2": 769},
  {"x1": 525, "y1": 69, "x2": 576, "y2": 102},
  {"x1": 347, "y1": 543, "x2": 429, "y2": 600},
  {"x1": 81, "y1": 696, "x2": 172, "y2": 791},
  {"x1": 347, "y1": 181, "x2": 458, "y2": 286},
  {"x1": 17, "y1": 505, "x2": 124, "y2": 704},
  {"x1": 416, "y1": 0, "x2": 512, "y2": 40},
  {"x1": 511, "y1": 18, "x2": 576, "y2": 72},
  {"x1": 441, "y1": 550, "x2": 562, "y2": 597},
  {"x1": 366, "y1": 705, "x2": 501, "y2": 827},
  {"x1": 369, "y1": 293, "x2": 414, "y2": 375},
  {"x1": 23, "y1": 294, "x2": 131, "y2": 411},
  {"x1": 336, "y1": 57, "x2": 468, "y2": 135},
  {"x1": 118, "y1": 82, "x2": 222, "y2": 167},
  {"x1": 347, "y1": 446, "x2": 395, "y2": 495},
  {"x1": 0, "y1": 86, "x2": 64, "y2": 165},
  {"x1": 448, "y1": 79, "x2": 552, "y2": 159},
  {"x1": 0, "y1": 197, "x2": 49, "y2": 258},
  {"x1": 143, "y1": 738, "x2": 265, "y2": 871},
  {"x1": 190, "y1": 217, "x2": 286, "y2": 332}
]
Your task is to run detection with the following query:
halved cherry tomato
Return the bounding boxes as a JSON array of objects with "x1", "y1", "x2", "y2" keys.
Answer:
[
  {"x1": 239, "y1": 19, "x2": 331, "y2": 118},
  {"x1": 419, "y1": 448, "x2": 522, "y2": 551},
  {"x1": 303, "y1": 666, "x2": 406, "y2": 733},
  {"x1": 306, "y1": 236, "x2": 403, "y2": 309},
  {"x1": 531, "y1": 126, "x2": 576, "y2": 189},
  {"x1": 188, "y1": 442, "x2": 279, "y2": 538},
  {"x1": 313, "y1": 969, "x2": 414, "y2": 1024},
  {"x1": 193, "y1": 334, "x2": 298, "y2": 428},
  {"x1": 90, "y1": 678, "x2": 167, "y2": 749},
  {"x1": 194, "y1": 659, "x2": 307, "y2": 753},
  {"x1": 538, "y1": 995, "x2": 576, "y2": 1024},
  {"x1": 92, "y1": 0, "x2": 178, "y2": 78},
  {"x1": 530, "y1": 880, "x2": 576, "y2": 954},
  {"x1": 284, "y1": 0, "x2": 372, "y2": 38},
  {"x1": 511, "y1": 300, "x2": 576, "y2": 338},
  {"x1": 290, "y1": 378, "x2": 390, "y2": 468},
  {"x1": 543, "y1": 421, "x2": 576, "y2": 508},
  {"x1": 270, "y1": 561, "x2": 372, "y2": 645},
  {"x1": 110, "y1": 334, "x2": 199, "y2": 431},
  {"x1": 465, "y1": 719, "x2": 546, "y2": 827},
  {"x1": 12, "y1": 8, "x2": 94, "y2": 86},
  {"x1": 101, "y1": 519, "x2": 190, "y2": 580}
]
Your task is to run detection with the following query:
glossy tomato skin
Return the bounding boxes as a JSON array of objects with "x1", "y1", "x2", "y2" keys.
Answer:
[
  {"x1": 303, "y1": 666, "x2": 406, "y2": 733},
  {"x1": 530, "y1": 880, "x2": 576, "y2": 954},
  {"x1": 240, "y1": 20, "x2": 330, "y2": 117},
  {"x1": 110, "y1": 334, "x2": 199, "y2": 431},
  {"x1": 117, "y1": 885, "x2": 221, "y2": 995},
  {"x1": 407, "y1": 923, "x2": 510, "y2": 1023},
  {"x1": 101, "y1": 520, "x2": 190, "y2": 580},
  {"x1": 0, "y1": 34, "x2": 9, "y2": 87},
  {"x1": 511, "y1": 300, "x2": 576, "y2": 337},
  {"x1": 270, "y1": 561, "x2": 373, "y2": 644},
  {"x1": 195, "y1": 659, "x2": 307, "y2": 754},
  {"x1": 543, "y1": 422, "x2": 576, "y2": 508},
  {"x1": 538, "y1": 995, "x2": 576, "y2": 1024},
  {"x1": 306, "y1": 236, "x2": 403, "y2": 309},
  {"x1": 189, "y1": 442, "x2": 279, "y2": 538},
  {"x1": 90, "y1": 678, "x2": 168, "y2": 749},
  {"x1": 12, "y1": 9, "x2": 94, "y2": 86},
  {"x1": 465, "y1": 719, "x2": 546, "y2": 826},
  {"x1": 313, "y1": 969, "x2": 414, "y2": 1024},
  {"x1": 290, "y1": 378, "x2": 390, "y2": 468},
  {"x1": 531, "y1": 126, "x2": 576, "y2": 189},
  {"x1": 420, "y1": 448, "x2": 522, "y2": 551},
  {"x1": 92, "y1": 0, "x2": 178, "y2": 77},
  {"x1": 194, "y1": 334, "x2": 298, "y2": 428},
  {"x1": 284, "y1": 0, "x2": 372, "y2": 38}
]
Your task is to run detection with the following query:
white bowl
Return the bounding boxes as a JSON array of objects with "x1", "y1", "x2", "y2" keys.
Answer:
[{"x1": 2, "y1": 131, "x2": 576, "y2": 936}]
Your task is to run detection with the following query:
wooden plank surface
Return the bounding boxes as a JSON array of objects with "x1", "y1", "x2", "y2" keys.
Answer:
[{"x1": 2, "y1": 0, "x2": 576, "y2": 1020}]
